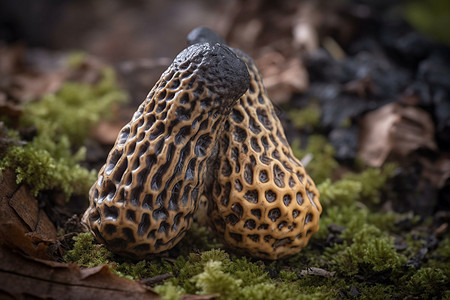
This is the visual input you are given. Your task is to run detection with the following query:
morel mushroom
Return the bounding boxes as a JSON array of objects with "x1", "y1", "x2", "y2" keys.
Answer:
[
  {"x1": 189, "y1": 28, "x2": 322, "y2": 260},
  {"x1": 83, "y1": 43, "x2": 250, "y2": 259}
]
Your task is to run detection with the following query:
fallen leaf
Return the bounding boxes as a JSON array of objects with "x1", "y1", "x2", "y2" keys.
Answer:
[
  {"x1": 0, "y1": 218, "x2": 158, "y2": 299},
  {"x1": 358, "y1": 103, "x2": 437, "y2": 167},
  {"x1": 0, "y1": 245, "x2": 159, "y2": 299},
  {"x1": 0, "y1": 168, "x2": 57, "y2": 244},
  {"x1": 92, "y1": 119, "x2": 126, "y2": 145},
  {"x1": 0, "y1": 223, "x2": 51, "y2": 260},
  {"x1": 256, "y1": 53, "x2": 309, "y2": 104},
  {"x1": 9, "y1": 72, "x2": 65, "y2": 103}
]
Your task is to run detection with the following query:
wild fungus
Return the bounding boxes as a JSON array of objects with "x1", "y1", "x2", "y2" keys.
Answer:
[
  {"x1": 83, "y1": 28, "x2": 321, "y2": 260},
  {"x1": 190, "y1": 28, "x2": 322, "y2": 260},
  {"x1": 83, "y1": 43, "x2": 250, "y2": 259}
]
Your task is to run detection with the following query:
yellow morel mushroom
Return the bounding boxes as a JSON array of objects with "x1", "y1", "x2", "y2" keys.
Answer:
[
  {"x1": 83, "y1": 27, "x2": 321, "y2": 260},
  {"x1": 189, "y1": 28, "x2": 322, "y2": 260},
  {"x1": 83, "y1": 42, "x2": 250, "y2": 259}
]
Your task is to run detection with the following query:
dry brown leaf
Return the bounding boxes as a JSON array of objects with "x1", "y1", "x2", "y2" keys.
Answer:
[
  {"x1": 92, "y1": 119, "x2": 126, "y2": 145},
  {"x1": 0, "y1": 45, "x2": 68, "y2": 122},
  {"x1": 0, "y1": 223, "x2": 51, "y2": 260},
  {"x1": 256, "y1": 53, "x2": 309, "y2": 104},
  {"x1": 358, "y1": 103, "x2": 437, "y2": 167},
  {"x1": 0, "y1": 168, "x2": 57, "y2": 244},
  {"x1": 0, "y1": 181, "x2": 158, "y2": 299},
  {"x1": 0, "y1": 245, "x2": 159, "y2": 299},
  {"x1": 9, "y1": 72, "x2": 65, "y2": 103}
]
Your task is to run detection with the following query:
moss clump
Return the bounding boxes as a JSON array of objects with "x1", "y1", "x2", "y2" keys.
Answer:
[
  {"x1": 154, "y1": 282, "x2": 185, "y2": 300},
  {"x1": 314, "y1": 163, "x2": 398, "y2": 241},
  {"x1": 64, "y1": 232, "x2": 111, "y2": 267},
  {"x1": 0, "y1": 63, "x2": 126, "y2": 197},
  {"x1": 343, "y1": 163, "x2": 397, "y2": 205},
  {"x1": 0, "y1": 135, "x2": 96, "y2": 196},
  {"x1": 169, "y1": 249, "x2": 234, "y2": 294},
  {"x1": 336, "y1": 224, "x2": 406, "y2": 275},
  {"x1": 64, "y1": 231, "x2": 175, "y2": 279},
  {"x1": 317, "y1": 178, "x2": 362, "y2": 208},
  {"x1": 193, "y1": 261, "x2": 242, "y2": 299},
  {"x1": 157, "y1": 250, "x2": 297, "y2": 300},
  {"x1": 406, "y1": 267, "x2": 448, "y2": 298}
]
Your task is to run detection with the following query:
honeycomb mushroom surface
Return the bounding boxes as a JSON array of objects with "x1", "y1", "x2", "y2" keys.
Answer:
[
  {"x1": 190, "y1": 29, "x2": 322, "y2": 260},
  {"x1": 83, "y1": 43, "x2": 250, "y2": 259}
]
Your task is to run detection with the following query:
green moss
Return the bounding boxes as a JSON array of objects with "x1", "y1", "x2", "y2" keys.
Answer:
[
  {"x1": 292, "y1": 135, "x2": 338, "y2": 184},
  {"x1": 64, "y1": 232, "x2": 111, "y2": 267},
  {"x1": 357, "y1": 284, "x2": 395, "y2": 300},
  {"x1": 154, "y1": 282, "x2": 185, "y2": 300},
  {"x1": 65, "y1": 229, "x2": 450, "y2": 299},
  {"x1": 21, "y1": 67, "x2": 127, "y2": 147},
  {"x1": 193, "y1": 260, "x2": 242, "y2": 299},
  {"x1": 317, "y1": 178, "x2": 362, "y2": 208},
  {"x1": 343, "y1": 163, "x2": 396, "y2": 205},
  {"x1": 65, "y1": 232, "x2": 176, "y2": 280},
  {"x1": 423, "y1": 237, "x2": 450, "y2": 285},
  {"x1": 435, "y1": 236, "x2": 450, "y2": 259},
  {"x1": 314, "y1": 164, "x2": 398, "y2": 240},
  {"x1": 140, "y1": 158, "x2": 443, "y2": 299},
  {"x1": 188, "y1": 258, "x2": 298, "y2": 300},
  {"x1": 170, "y1": 250, "x2": 232, "y2": 293},
  {"x1": 407, "y1": 267, "x2": 448, "y2": 298},
  {"x1": 337, "y1": 225, "x2": 406, "y2": 275},
  {"x1": 278, "y1": 270, "x2": 298, "y2": 282},
  {"x1": 0, "y1": 136, "x2": 96, "y2": 196},
  {"x1": 288, "y1": 102, "x2": 321, "y2": 130},
  {"x1": 0, "y1": 62, "x2": 126, "y2": 197},
  {"x1": 66, "y1": 51, "x2": 89, "y2": 68},
  {"x1": 150, "y1": 249, "x2": 307, "y2": 299},
  {"x1": 240, "y1": 282, "x2": 297, "y2": 300},
  {"x1": 316, "y1": 163, "x2": 396, "y2": 208},
  {"x1": 227, "y1": 256, "x2": 268, "y2": 285},
  {"x1": 114, "y1": 258, "x2": 173, "y2": 280}
]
